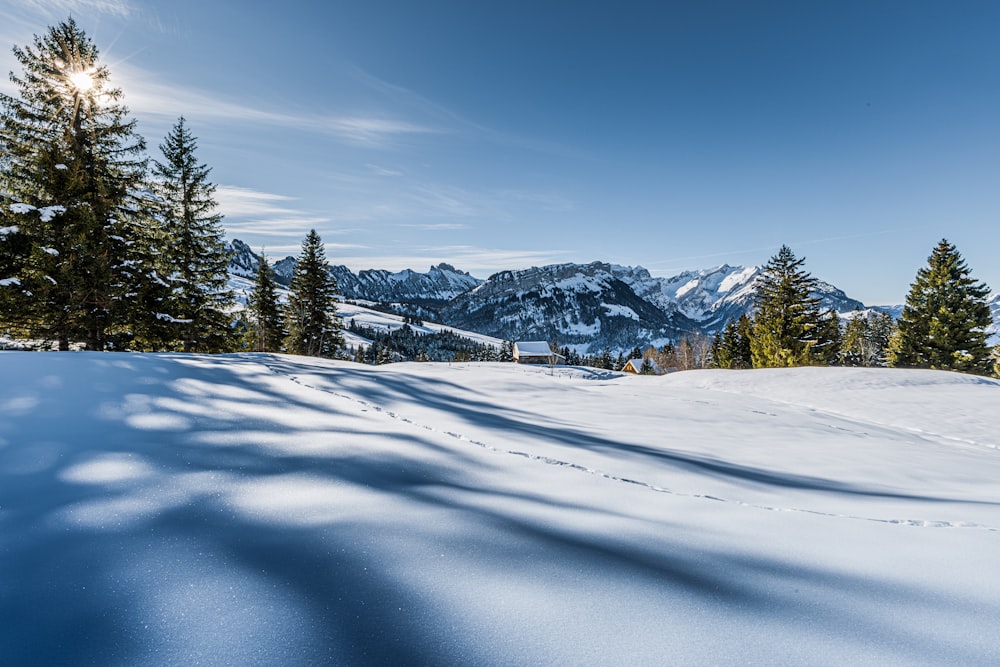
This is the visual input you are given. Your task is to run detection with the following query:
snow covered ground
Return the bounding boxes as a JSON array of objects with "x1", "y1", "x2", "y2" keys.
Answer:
[
  {"x1": 1, "y1": 353, "x2": 999, "y2": 665},
  {"x1": 228, "y1": 273, "x2": 502, "y2": 352}
]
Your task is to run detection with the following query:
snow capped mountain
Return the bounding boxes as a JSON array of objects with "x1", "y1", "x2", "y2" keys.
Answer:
[
  {"x1": 227, "y1": 238, "x2": 262, "y2": 278},
  {"x1": 228, "y1": 241, "x2": 482, "y2": 304},
  {"x1": 438, "y1": 261, "x2": 866, "y2": 352},
  {"x1": 441, "y1": 262, "x2": 700, "y2": 352},
  {"x1": 226, "y1": 239, "x2": 998, "y2": 352},
  {"x1": 656, "y1": 265, "x2": 864, "y2": 332},
  {"x1": 226, "y1": 239, "x2": 869, "y2": 352},
  {"x1": 329, "y1": 263, "x2": 481, "y2": 305}
]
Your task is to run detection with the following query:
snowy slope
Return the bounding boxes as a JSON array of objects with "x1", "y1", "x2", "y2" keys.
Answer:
[
  {"x1": 337, "y1": 300, "x2": 503, "y2": 350},
  {"x1": 226, "y1": 271, "x2": 501, "y2": 352},
  {"x1": 2, "y1": 353, "x2": 999, "y2": 665}
]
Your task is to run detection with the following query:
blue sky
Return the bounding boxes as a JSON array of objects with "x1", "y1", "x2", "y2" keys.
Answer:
[{"x1": 2, "y1": 0, "x2": 999, "y2": 304}]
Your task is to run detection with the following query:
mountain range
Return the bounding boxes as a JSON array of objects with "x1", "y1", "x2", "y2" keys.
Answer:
[{"x1": 228, "y1": 239, "x2": 999, "y2": 353}]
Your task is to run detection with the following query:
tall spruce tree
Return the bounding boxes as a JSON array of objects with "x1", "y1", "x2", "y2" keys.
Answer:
[
  {"x1": 284, "y1": 230, "x2": 343, "y2": 357},
  {"x1": 750, "y1": 245, "x2": 840, "y2": 367},
  {"x1": 712, "y1": 314, "x2": 753, "y2": 369},
  {"x1": 0, "y1": 18, "x2": 150, "y2": 349},
  {"x1": 152, "y1": 117, "x2": 234, "y2": 352},
  {"x1": 889, "y1": 239, "x2": 992, "y2": 374},
  {"x1": 245, "y1": 250, "x2": 285, "y2": 352}
]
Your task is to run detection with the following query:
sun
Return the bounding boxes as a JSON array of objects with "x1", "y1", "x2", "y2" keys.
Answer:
[{"x1": 67, "y1": 70, "x2": 94, "y2": 94}]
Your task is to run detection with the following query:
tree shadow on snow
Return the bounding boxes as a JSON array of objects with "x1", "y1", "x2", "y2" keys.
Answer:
[{"x1": 0, "y1": 353, "x2": 996, "y2": 665}]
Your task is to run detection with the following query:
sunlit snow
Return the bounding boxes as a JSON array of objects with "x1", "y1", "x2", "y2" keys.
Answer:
[{"x1": 1, "y1": 352, "x2": 998, "y2": 665}]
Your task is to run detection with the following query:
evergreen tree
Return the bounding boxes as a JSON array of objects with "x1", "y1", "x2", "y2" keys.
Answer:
[
  {"x1": 245, "y1": 250, "x2": 285, "y2": 352},
  {"x1": 841, "y1": 310, "x2": 895, "y2": 367},
  {"x1": 0, "y1": 18, "x2": 150, "y2": 350},
  {"x1": 152, "y1": 117, "x2": 234, "y2": 352},
  {"x1": 813, "y1": 310, "x2": 843, "y2": 366},
  {"x1": 116, "y1": 189, "x2": 176, "y2": 351},
  {"x1": 889, "y1": 239, "x2": 992, "y2": 374},
  {"x1": 712, "y1": 314, "x2": 754, "y2": 369},
  {"x1": 284, "y1": 229, "x2": 343, "y2": 357},
  {"x1": 840, "y1": 313, "x2": 868, "y2": 367},
  {"x1": 0, "y1": 207, "x2": 31, "y2": 329},
  {"x1": 750, "y1": 245, "x2": 840, "y2": 367}
]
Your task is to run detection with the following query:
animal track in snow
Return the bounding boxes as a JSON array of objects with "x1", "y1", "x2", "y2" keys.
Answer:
[{"x1": 258, "y1": 359, "x2": 998, "y2": 533}]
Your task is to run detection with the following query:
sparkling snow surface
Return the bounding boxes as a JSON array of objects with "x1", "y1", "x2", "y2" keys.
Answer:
[{"x1": 1, "y1": 353, "x2": 999, "y2": 665}]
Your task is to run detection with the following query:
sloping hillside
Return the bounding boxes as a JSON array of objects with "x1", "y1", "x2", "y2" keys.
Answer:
[{"x1": 2, "y1": 353, "x2": 999, "y2": 665}]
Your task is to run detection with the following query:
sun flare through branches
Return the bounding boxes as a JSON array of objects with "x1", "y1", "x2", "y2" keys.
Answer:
[{"x1": 67, "y1": 69, "x2": 95, "y2": 94}]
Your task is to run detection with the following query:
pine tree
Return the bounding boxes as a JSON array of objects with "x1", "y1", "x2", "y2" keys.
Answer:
[
  {"x1": 841, "y1": 310, "x2": 895, "y2": 367},
  {"x1": 284, "y1": 229, "x2": 343, "y2": 357},
  {"x1": 712, "y1": 314, "x2": 754, "y2": 369},
  {"x1": 813, "y1": 310, "x2": 843, "y2": 366},
  {"x1": 153, "y1": 117, "x2": 234, "y2": 352},
  {"x1": 840, "y1": 313, "x2": 868, "y2": 367},
  {"x1": 889, "y1": 239, "x2": 992, "y2": 374},
  {"x1": 750, "y1": 245, "x2": 840, "y2": 367},
  {"x1": 245, "y1": 250, "x2": 285, "y2": 352},
  {"x1": 0, "y1": 18, "x2": 150, "y2": 350},
  {"x1": 0, "y1": 206, "x2": 31, "y2": 330}
]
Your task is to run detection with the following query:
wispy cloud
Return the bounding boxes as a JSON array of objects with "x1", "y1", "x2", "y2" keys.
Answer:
[
  {"x1": 215, "y1": 185, "x2": 331, "y2": 238},
  {"x1": 399, "y1": 223, "x2": 468, "y2": 231},
  {"x1": 7, "y1": 0, "x2": 132, "y2": 19},
  {"x1": 114, "y1": 64, "x2": 439, "y2": 147},
  {"x1": 501, "y1": 189, "x2": 577, "y2": 213},
  {"x1": 366, "y1": 164, "x2": 404, "y2": 177},
  {"x1": 304, "y1": 174, "x2": 492, "y2": 224},
  {"x1": 349, "y1": 65, "x2": 592, "y2": 159}
]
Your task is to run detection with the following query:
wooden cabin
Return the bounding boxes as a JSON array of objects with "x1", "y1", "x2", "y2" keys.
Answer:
[
  {"x1": 621, "y1": 358, "x2": 662, "y2": 375},
  {"x1": 513, "y1": 341, "x2": 566, "y2": 365}
]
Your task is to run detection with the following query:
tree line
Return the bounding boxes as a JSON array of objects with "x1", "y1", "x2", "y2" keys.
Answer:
[
  {"x1": 707, "y1": 242, "x2": 996, "y2": 376},
  {"x1": 0, "y1": 19, "x2": 342, "y2": 356}
]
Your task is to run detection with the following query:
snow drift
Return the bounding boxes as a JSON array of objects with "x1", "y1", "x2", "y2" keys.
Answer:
[{"x1": 1, "y1": 353, "x2": 999, "y2": 665}]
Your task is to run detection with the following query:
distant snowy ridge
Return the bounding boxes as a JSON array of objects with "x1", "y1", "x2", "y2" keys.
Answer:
[
  {"x1": 441, "y1": 261, "x2": 702, "y2": 351},
  {"x1": 226, "y1": 239, "x2": 1000, "y2": 352},
  {"x1": 441, "y1": 261, "x2": 865, "y2": 353}
]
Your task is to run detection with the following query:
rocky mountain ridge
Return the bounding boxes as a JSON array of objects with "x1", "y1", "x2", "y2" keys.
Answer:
[{"x1": 226, "y1": 239, "x2": 881, "y2": 353}]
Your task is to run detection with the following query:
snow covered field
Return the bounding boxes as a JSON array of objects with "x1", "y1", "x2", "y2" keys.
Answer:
[{"x1": 1, "y1": 353, "x2": 999, "y2": 665}]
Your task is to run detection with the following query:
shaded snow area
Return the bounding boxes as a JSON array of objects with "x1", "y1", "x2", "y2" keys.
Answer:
[{"x1": 2, "y1": 354, "x2": 999, "y2": 665}]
